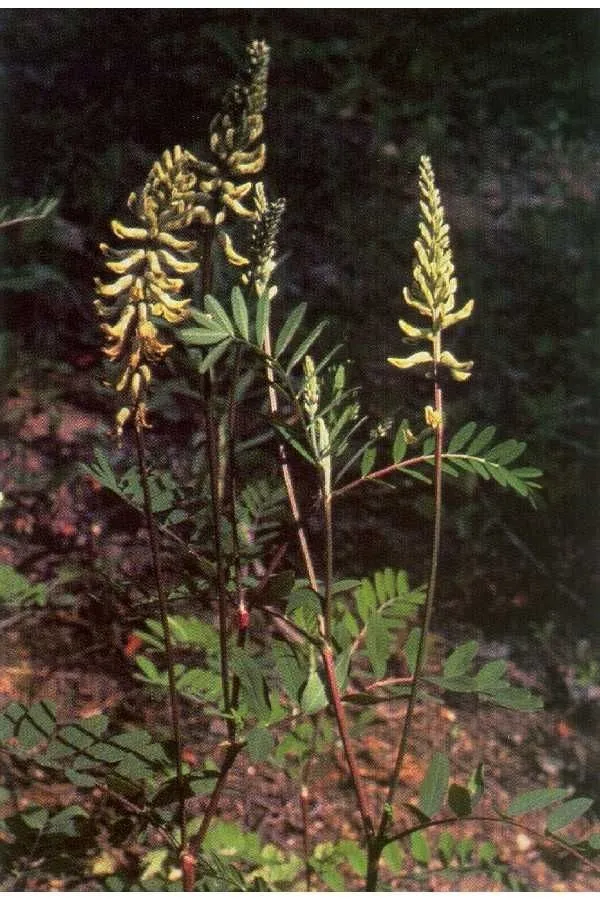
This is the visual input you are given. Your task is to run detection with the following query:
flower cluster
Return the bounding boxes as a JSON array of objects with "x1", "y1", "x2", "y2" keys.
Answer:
[
  {"x1": 96, "y1": 41, "x2": 272, "y2": 436},
  {"x1": 95, "y1": 146, "x2": 200, "y2": 436},
  {"x1": 388, "y1": 155, "x2": 474, "y2": 382}
]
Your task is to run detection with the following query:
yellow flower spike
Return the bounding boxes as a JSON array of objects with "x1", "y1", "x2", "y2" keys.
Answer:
[{"x1": 389, "y1": 156, "x2": 474, "y2": 380}]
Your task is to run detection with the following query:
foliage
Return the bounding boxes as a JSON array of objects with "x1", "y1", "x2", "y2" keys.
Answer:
[{"x1": 0, "y1": 33, "x2": 598, "y2": 894}]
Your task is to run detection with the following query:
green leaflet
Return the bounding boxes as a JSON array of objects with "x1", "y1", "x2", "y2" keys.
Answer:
[
  {"x1": 419, "y1": 751, "x2": 450, "y2": 817},
  {"x1": 507, "y1": 787, "x2": 571, "y2": 817}
]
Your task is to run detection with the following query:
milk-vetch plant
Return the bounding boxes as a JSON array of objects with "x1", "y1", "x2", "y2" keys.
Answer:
[{"x1": 2, "y1": 40, "x2": 600, "y2": 892}]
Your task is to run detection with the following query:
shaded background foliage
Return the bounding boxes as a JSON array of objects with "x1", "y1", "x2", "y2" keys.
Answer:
[{"x1": 1, "y1": 10, "x2": 599, "y2": 637}]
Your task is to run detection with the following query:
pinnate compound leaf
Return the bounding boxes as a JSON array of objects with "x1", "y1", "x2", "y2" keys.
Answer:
[
  {"x1": 546, "y1": 797, "x2": 594, "y2": 833},
  {"x1": 507, "y1": 787, "x2": 571, "y2": 817},
  {"x1": 419, "y1": 751, "x2": 450, "y2": 817}
]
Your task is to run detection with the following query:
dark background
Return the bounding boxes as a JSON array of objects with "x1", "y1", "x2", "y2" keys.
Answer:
[{"x1": 1, "y1": 10, "x2": 599, "y2": 642}]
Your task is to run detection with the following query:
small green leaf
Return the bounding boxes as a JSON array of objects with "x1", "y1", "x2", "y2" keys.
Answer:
[
  {"x1": 546, "y1": 797, "x2": 593, "y2": 833},
  {"x1": 365, "y1": 613, "x2": 390, "y2": 679},
  {"x1": 410, "y1": 831, "x2": 430, "y2": 866},
  {"x1": 486, "y1": 439, "x2": 526, "y2": 466},
  {"x1": 448, "y1": 783, "x2": 472, "y2": 817},
  {"x1": 468, "y1": 762, "x2": 485, "y2": 807},
  {"x1": 255, "y1": 290, "x2": 271, "y2": 347},
  {"x1": 437, "y1": 831, "x2": 455, "y2": 865},
  {"x1": 274, "y1": 302, "x2": 306, "y2": 357},
  {"x1": 232, "y1": 652, "x2": 271, "y2": 720},
  {"x1": 392, "y1": 425, "x2": 407, "y2": 464},
  {"x1": 382, "y1": 841, "x2": 404, "y2": 874},
  {"x1": 447, "y1": 421, "x2": 477, "y2": 453},
  {"x1": 467, "y1": 425, "x2": 497, "y2": 455},
  {"x1": 301, "y1": 670, "x2": 328, "y2": 715},
  {"x1": 419, "y1": 751, "x2": 449, "y2": 817},
  {"x1": 475, "y1": 660, "x2": 507, "y2": 690},
  {"x1": 197, "y1": 339, "x2": 231, "y2": 373},
  {"x1": 404, "y1": 627, "x2": 421, "y2": 675},
  {"x1": 246, "y1": 726, "x2": 275, "y2": 762},
  {"x1": 356, "y1": 578, "x2": 377, "y2": 624},
  {"x1": 443, "y1": 640, "x2": 478, "y2": 677},
  {"x1": 285, "y1": 320, "x2": 328, "y2": 374},
  {"x1": 486, "y1": 686, "x2": 543, "y2": 710},
  {"x1": 230, "y1": 285, "x2": 249, "y2": 340},
  {"x1": 205, "y1": 295, "x2": 234, "y2": 335},
  {"x1": 360, "y1": 445, "x2": 377, "y2": 477},
  {"x1": 507, "y1": 787, "x2": 572, "y2": 817}
]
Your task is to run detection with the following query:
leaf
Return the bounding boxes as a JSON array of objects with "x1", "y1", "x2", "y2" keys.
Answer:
[
  {"x1": 485, "y1": 439, "x2": 526, "y2": 466},
  {"x1": 419, "y1": 751, "x2": 449, "y2": 817},
  {"x1": 246, "y1": 726, "x2": 275, "y2": 762},
  {"x1": 546, "y1": 797, "x2": 594, "y2": 833},
  {"x1": 437, "y1": 831, "x2": 455, "y2": 865},
  {"x1": 404, "y1": 627, "x2": 421, "y2": 675},
  {"x1": 285, "y1": 320, "x2": 328, "y2": 374},
  {"x1": 180, "y1": 326, "x2": 232, "y2": 346},
  {"x1": 447, "y1": 421, "x2": 477, "y2": 453},
  {"x1": 230, "y1": 285, "x2": 249, "y2": 340},
  {"x1": 360, "y1": 445, "x2": 377, "y2": 477},
  {"x1": 274, "y1": 302, "x2": 307, "y2": 357},
  {"x1": 382, "y1": 841, "x2": 404, "y2": 874},
  {"x1": 197, "y1": 339, "x2": 231, "y2": 373},
  {"x1": 507, "y1": 787, "x2": 572, "y2": 817},
  {"x1": 448, "y1": 783, "x2": 472, "y2": 817},
  {"x1": 475, "y1": 659, "x2": 507, "y2": 690},
  {"x1": 205, "y1": 295, "x2": 235, "y2": 335},
  {"x1": 410, "y1": 831, "x2": 431, "y2": 866},
  {"x1": 467, "y1": 425, "x2": 497, "y2": 455},
  {"x1": 468, "y1": 762, "x2": 485, "y2": 807},
  {"x1": 232, "y1": 652, "x2": 271, "y2": 721},
  {"x1": 392, "y1": 423, "x2": 408, "y2": 464},
  {"x1": 255, "y1": 291, "x2": 271, "y2": 347},
  {"x1": 0, "y1": 563, "x2": 46, "y2": 607},
  {"x1": 486, "y1": 685, "x2": 543, "y2": 710},
  {"x1": 365, "y1": 613, "x2": 390, "y2": 679},
  {"x1": 263, "y1": 570, "x2": 296, "y2": 602},
  {"x1": 443, "y1": 640, "x2": 478, "y2": 677},
  {"x1": 300, "y1": 669, "x2": 328, "y2": 715},
  {"x1": 356, "y1": 578, "x2": 377, "y2": 624}
]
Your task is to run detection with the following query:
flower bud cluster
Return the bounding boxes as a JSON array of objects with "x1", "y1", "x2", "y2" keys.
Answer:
[{"x1": 388, "y1": 156, "x2": 474, "y2": 382}]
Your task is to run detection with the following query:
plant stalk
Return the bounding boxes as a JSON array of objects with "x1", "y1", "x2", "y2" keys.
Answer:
[
  {"x1": 366, "y1": 381, "x2": 444, "y2": 890},
  {"x1": 133, "y1": 424, "x2": 188, "y2": 868}
]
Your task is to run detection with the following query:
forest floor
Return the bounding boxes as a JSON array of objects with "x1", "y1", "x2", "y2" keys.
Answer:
[{"x1": 0, "y1": 363, "x2": 599, "y2": 891}]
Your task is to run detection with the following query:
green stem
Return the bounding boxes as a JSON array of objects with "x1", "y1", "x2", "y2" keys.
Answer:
[
  {"x1": 133, "y1": 425, "x2": 187, "y2": 863},
  {"x1": 199, "y1": 226, "x2": 232, "y2": 726},
  {"x1": 367, "y1": 382, "x2": 444, "y2": 891}
]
